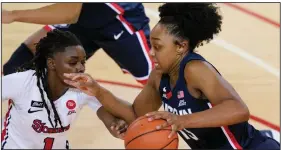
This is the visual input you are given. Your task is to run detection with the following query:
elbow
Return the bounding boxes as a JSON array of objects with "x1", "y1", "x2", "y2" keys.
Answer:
[
  {"x1": 238, "y1": 103, "x2": 250, "y2": 122},
  {"x1": 51, "y1": 3, "x2": 82, "y2": 24},
  {"x1": 65, "y1": 14, "x2": 78, "y2": 24},
  {"x1": 65, "y1": 5, "x2": 81, "y2": 24},
  {"x1": 243, "y1": 108, "x2": 250, "y2": 121}
]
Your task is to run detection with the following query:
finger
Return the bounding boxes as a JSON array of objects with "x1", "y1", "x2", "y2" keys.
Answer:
[
  {"x1": 168, "y1": 130, "x2": 177, "y2": 139},
  {"x1": 116, "y1": 121, "x2": 127, "y2": 129},
  {"x1": 72, "y1": 75, "x2": 88, "y2": 82},
  {"x1": 63, "y1": 73, "x2": 77, "y2": 79},
  {"x1": 110, "y1": 126, "x2": 114, "y2": 131},
  {"x1": 115, "y1": 125, "x2": 121, "y2": 130},
  {"x1": 118, "y1": 125, "x2": 128, "y2": 134},
  {"x1": 147, "y1": 114, "x2": 164, "y2": 121},
  {"x1": 146, "y1": 111, "x2": 168, "y2": 118},
  {"x1": 64, "y1": 79, "x2": 89, "y2": 89},
  {"x1": 115, "y1": 123, "x2": 126, "y2": 131},
  {"x1": 145, "y1": 111, "x2": 160, "y2": 117},
  {"x1": 110, "y1": 122, "x2": 117, "y2": 131},
  {"x1": 64, "y1": 73, "x2": 87, "y2": 80},
  {"x1": 156, "y1": 121, "x2": 169, "y2": 130},
  {"x1": 147, "y1": 112, "x2": 169, "y2": 121}
]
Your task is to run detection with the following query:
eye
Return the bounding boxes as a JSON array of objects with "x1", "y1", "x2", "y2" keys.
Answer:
[
  {"x1": 81, "y1": 60, "x2": 86, "y2": 65},
  {"x1": 69, "y1": 61, "x2": 77, "y2": 66},
  {"x1": 153, "y1": 45, "x2": 161, "y2": 51}
]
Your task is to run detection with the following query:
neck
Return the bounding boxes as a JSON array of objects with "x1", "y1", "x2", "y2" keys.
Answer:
[
  {"x1": 47, "y1": 72, "x2": 68, "y2": 101},
  {"x1": 168, "y1": 55, "x2": 185, "y2": 88}
]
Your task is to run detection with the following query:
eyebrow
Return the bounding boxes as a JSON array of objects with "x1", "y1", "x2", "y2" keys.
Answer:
[
  {"x1": 70, "y1": 56, "x2": 79, "y2": 59},
  {"x1": 69, "y1": 56, "x2": 87, "y2": 60},
  {"x1": 151, "y1": 37, "x2": 161, "y2": 40}
]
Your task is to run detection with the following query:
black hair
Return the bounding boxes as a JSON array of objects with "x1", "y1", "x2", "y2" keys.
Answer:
[
  {"x1": 158, "y1": 3, "x2": 223, "y2": 51},
  {"x1": 19, "y1": 29, "x2": 82, "y2": 129}
]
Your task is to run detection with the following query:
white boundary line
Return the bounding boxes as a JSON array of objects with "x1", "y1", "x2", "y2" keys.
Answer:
[{"x1": 145, "y1": 8, "x2": 280, "y2": 79}]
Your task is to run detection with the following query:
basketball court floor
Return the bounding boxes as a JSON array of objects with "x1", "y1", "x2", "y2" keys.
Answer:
[{"x1": 1, "y1": 3, "x2": 280, "y2": 149}]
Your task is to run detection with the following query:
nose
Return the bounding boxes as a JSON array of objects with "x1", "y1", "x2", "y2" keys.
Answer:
[
  {"x1": 77, "y1": 63, "x2": 85, "y2": 73},
  {"x1": 149, "y1": 49, "x2": 155, "y2": 57}
]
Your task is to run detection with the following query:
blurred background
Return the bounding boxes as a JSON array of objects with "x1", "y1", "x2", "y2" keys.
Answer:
[{"x1": 1, "y1": 3, "x2": 280, "y2": 149}]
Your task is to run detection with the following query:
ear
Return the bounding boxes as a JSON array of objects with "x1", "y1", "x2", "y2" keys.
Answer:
[
  {"x1": 176, "y1": 40, "x2": 189, "y2": 54},
  {"x1": 47, "y1": 58, "x2": 55, "y2": 70}
]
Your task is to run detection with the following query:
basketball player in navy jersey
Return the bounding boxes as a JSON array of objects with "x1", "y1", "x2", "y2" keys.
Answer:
[
  {"x1": 63, "y1": 3, "x2": 280, "y2": 149},
  {"x1": 2, "y1": 3, "x2": 152, "y2": 85}
]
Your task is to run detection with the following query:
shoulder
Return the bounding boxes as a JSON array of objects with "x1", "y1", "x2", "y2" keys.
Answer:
[
  {"x1": 3, "y1": 70, "x2": 36, "y2": 84},
  {"x1": 184, "y1": 60, "x2": 221, "y2": 86},
  {"x1": 5, "y1": 70, "x2": 35, "y2": 78},
  {"x1": 2, "y1": 70, "x2": 37, "y2": 101}
]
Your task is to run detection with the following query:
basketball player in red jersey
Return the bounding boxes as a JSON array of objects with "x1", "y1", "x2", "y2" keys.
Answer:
[{"x1": 2, "y1": 29, "x2": 127, "y2": 149}]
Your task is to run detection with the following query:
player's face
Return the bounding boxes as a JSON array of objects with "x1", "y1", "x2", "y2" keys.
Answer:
[
  {"x1": 150, "y1": 23, "x2": 182, "y2": 73},
  {"x1": 50, "y1": 45, "x2": 86, "y2": 83}
]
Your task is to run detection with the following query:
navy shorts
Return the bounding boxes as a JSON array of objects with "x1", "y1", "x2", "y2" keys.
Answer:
[
  {"x1": 246, "y1": 133, "x2": 280, "y2": 149},
  {"x1": 44, "y1": 17, "x2": 153, "y2": 85}
]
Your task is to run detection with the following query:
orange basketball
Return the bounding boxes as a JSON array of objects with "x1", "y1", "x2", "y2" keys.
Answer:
[{"x1": 124, "y1": 116, "x2": 178, "y2": 149}]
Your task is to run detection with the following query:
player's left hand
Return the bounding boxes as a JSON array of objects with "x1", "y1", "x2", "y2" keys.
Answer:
[
  {"x1": 64, "y1": 73, "x2": 101, "y2": 97},
  {"x1": 146, "y1": 111, "x2": 185, "y2": 138},
  {"x1": 110, "y1": 118, "x2": 128, "y2": 140}
]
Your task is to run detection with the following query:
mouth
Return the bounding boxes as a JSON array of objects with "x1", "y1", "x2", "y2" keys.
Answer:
[{"x1": 153, "y1": 61, "x2": 160, "y2": 69}]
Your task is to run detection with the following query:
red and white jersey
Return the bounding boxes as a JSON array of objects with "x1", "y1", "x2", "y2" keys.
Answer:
[{"x1": 1, "y1": 70, "x2": 102, "y2": 149}]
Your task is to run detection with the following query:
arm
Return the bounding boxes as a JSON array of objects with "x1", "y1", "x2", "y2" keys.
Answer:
[
  {"x1": 84, "y1": 94, "x2": 127, "y2": 139},
  {"x1": 132, "y1": 70, "x2": 163, "y2": 117},
  {"x1": 95, "y1": 70, "x2": 162, "y2": 124},
  {"x1": 3, "y1": 3, "x2": 82, "y2": 24},
  {"x1": 97, "y1": 107, "x2": 127, "y2": 139},
  {"x1": 182, "y1": 60, "x2": 250, "y2": 128},
  {"x1": 63, "y1": 70, "x2": 163, "y2": 125}
]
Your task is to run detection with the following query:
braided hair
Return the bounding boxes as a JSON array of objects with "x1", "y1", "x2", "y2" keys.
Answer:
[
  {"x1": 158, "y1": 3, "x2": 223, "y2": 51},
  {"x1": 18, "y1": 29, "x2": 82, "y2": 129}
]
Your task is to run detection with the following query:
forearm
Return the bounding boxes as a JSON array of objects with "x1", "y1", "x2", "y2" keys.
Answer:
[
  {"x1": 97, "y1": 107, "x2": 118, "y2": 137},
  {"x1": 183, "y1": 100, "x2": 249, "y2": 128},
  {"x1": 96, "y1": 87, "x2": 136, "y2": 124},
  {"x1": 12, "y1": 3, "x2": 81, "y2": 25}
]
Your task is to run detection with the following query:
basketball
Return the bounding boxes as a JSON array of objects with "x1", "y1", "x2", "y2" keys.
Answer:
[{"x1": 124, "y1": 116, "x2": 179, "y2": 149}]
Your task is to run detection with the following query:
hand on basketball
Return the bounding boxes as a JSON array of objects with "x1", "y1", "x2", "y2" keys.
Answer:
[
  {"x1": 110, "y1": 118, "x2": 128, "y2": 139},
  {"x1": 146, "y1": 111, "x2": 184, "y2": 138},
  {"x1": 2, "y1": 10, "x2": 16, "y2": 24},
  {"x1": 64, "y1": 73, "x2": 101, "y2": 96}
]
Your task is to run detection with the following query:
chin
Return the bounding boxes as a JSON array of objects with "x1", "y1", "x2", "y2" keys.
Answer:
[
  {"x1": 154, "y1": 66, "x2": 165, "y2": 74},
  {"x1": 63, "y1": 83, "x2": 75, "y2": 89}
]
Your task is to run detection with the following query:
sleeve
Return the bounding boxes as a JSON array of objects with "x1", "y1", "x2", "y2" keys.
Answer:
[
  {"x1": 81, "y1": 93, "x2": 102, "y2": 112},
  {"x1": 2, "y1": 71, "x2": 32, "y2": 101}
]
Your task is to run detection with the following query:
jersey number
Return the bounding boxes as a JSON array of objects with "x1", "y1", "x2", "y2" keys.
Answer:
[
  {"x1": 180, "y1": 129, "x2": 199, "y2": 141},
  {"x1": 44, "y1": 137, "x2": 54, "y2": 149}
]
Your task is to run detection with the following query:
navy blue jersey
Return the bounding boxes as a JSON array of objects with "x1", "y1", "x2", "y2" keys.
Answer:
[
  {"x1": 77, "y1": 3, "x2": 149, "y2": 31},
  {"x1": 159, "y1": 52, "x2": 267, "y2": 149}
]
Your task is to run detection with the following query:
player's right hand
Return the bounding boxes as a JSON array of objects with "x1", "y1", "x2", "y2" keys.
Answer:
[
  {"x1": 2, "y1": 10, "x2": 15, "y2": 24},
  {"x1": 110, "y1": 118, "x2": 128, "y2": 140},
  {"x1": 64, "y1": 73, "x2": 101, "y2": 97}
]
